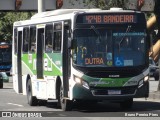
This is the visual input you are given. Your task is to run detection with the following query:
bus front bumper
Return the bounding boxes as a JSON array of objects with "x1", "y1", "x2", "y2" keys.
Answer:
[{"x1": 72, "y1": 80, "x2": 149, "y2": 101}]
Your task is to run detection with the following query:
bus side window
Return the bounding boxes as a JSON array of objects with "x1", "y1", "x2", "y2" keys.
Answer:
[
  {"x1": 23, "y1": 27, "x2": 29, "y2": 53},
  {"x1": 45, "y1": 24, "x2": 53, "y2": 53},
  {"x1": 53, "y1": 31, "x2": 62, "y2": 52},
  {"x1": 53, "y1": 23, "x2": 62, "y2": 52},
  {"x1": 29, "y1": 26, "x2": 36, "y2": 53}
]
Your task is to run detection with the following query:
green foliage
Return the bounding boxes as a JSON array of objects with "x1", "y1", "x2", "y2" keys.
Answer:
[
  {"x1": 0, "y1": 12, "x2": 35, "y2": 42},
  {"x1": 85, "y1": 0, "x2": 128, "y2": 9},
  {"x1": 105, "y1": 0, "x2": 127, "y2": 9}
]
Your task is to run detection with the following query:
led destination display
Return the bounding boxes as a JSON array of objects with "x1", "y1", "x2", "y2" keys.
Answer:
[{"x1": 76, "y1": 14, "x2": 138, "y2": 24}]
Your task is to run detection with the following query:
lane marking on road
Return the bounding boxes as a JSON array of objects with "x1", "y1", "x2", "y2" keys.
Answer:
[{"x1": 7, "y1": 103, "x2": 24, "y2": 107}]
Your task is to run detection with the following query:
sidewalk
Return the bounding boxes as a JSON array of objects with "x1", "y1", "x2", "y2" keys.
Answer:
[
  {"x1": 148, "y1": 79, "x2": 160, "y2": 101},
  {"x1": 149, "y1": 91, "x2": 160, "y2": 100}
]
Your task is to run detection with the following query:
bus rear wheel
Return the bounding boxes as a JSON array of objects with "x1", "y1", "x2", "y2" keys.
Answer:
[
  {"x1": 26, "y1": 79, "x2": 38, "y2": 106},
  {"x1": 59, "y1": 84, "x2": 73, "y2": 111},
  {"x1": 120, "y1": 98, "x2": 133, "y2": 109}
]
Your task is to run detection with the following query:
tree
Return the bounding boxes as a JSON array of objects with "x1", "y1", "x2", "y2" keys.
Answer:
[
  {"x1": 0, "y1": 12, "x2": 35, "y2": 42},
  {"x1": 85, "y1": 0, "x2": 127, "y2": 9}
]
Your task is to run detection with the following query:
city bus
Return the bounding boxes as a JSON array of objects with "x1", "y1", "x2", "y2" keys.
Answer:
[
  {"x1": 12, "y1": 8, "x2": 150, "y2": 111},
  {"x1": 0, "y1": 42, "x2": 12, "y2": 75}
]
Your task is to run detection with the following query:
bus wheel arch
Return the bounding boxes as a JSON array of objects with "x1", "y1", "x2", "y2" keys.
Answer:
[{"x1": 26, "y1": 75, "x2": 38, "y2": 106}]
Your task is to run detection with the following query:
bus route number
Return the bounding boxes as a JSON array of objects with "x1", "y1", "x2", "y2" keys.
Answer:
[{"x1": 85, "y1": 15, "x2": 135, "y2": 24}]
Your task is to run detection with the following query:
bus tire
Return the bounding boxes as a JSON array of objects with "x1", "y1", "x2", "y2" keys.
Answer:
[
  {"x1": 26, "y1": 79, "x2": 38, "y2": 106},
  {"x1": 120, "y1": 98, "x2": 133, "y2": 109},
  {"x1": 59, "y1": 84, "x2": 73, "y2": 111}
]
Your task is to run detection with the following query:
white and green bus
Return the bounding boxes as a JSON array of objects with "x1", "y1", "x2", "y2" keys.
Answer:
[{"x1": 12, "y1": 8, "x2": 150, "y2": 111}]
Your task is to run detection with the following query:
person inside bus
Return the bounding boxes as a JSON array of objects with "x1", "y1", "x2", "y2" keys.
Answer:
[
  {"x1": 76, "y1": 38, "x2": 84, "y2": 65},
  {"x1": 76, "y1": 38, "x2": 92, "y2": 65},
  {"x1": 31, "y1": 42, "x2": 36, "y2": 52}
]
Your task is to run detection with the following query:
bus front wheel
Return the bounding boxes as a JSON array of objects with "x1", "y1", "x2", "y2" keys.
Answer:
[
  {"x1": 26, "y1": 79, "x2": 38, "y2": 106},
  {"x1": 120, "y1": 98, "x2": 133, "y2": 109},
  {"x1": 59, "y1": 84, "x2": 73, "y2": 111}
]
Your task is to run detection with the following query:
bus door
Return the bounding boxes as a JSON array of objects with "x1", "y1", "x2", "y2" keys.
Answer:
[
  {"x1": 17, "y1": 27, "x2": 23, "y2": 93},
  {"x1": 36, "y1": 25, "x2": 45, "y2": 79},
  {"x1": 62, "y1": 23, "x2": 71, "y2": 98}
]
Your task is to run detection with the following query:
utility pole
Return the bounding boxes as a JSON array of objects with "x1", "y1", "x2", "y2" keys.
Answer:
[{"x1": 38, "y1": 0, "x2": 45, "y2": 13}]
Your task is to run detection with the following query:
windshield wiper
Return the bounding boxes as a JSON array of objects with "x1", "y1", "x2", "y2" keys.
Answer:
[
  {"x1": 118, "y1": 25, "x2": 132, "y2": 52},
  {"x1": 90, "y1": 25, "x2": 102, "y2": 44},
  {"x1": 90, "y1": 25, "x2": 108, "y2": 53}
]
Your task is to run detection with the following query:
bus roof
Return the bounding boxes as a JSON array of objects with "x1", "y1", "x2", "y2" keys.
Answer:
[
  {"x1": 13, "y1": 8, "x2": 142, "y2": 27},
  {"x1": 31, "y1": 9, "x2": 101, "y2": 19},
  {"x1": 31, "y1": 8, "x2": 139, "y2": 19}
]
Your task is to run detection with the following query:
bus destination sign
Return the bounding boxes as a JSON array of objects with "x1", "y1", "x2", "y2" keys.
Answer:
[{"x1": 76, "y1": 14, "x2": 137, "y2": 24}]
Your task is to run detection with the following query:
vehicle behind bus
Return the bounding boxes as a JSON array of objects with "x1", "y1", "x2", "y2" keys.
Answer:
[{"x1": 0, "y1": 42, "x2": 12, "y2": 75}]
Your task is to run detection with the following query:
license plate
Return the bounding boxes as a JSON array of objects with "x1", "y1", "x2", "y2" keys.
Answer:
[{"x1": 108, "y1": 90, "x2": 121, "y2": 95}]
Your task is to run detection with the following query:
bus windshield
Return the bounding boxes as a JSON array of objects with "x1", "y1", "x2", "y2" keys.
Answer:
[{"x1": 72, "y1": 26, "x2": 146, "y2": 67}]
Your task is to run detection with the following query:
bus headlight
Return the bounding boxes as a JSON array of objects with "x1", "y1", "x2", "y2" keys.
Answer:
[
  {"x1": 74, "y1": 76, "x2": 89, "y2": 89},
  {"x1": 144, "y1": 76, "x2": 149, "y2": 81},
  {"x1": 138, "y1": 76, "x2": 149, "y2": 88},
  {"x1": 74, "y1": 76, "x2": 82, "y2": 84}
]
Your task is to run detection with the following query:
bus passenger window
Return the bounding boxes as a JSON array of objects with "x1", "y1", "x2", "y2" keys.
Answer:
[
  {"x1": 53, "y1": 31, "x2": 62, "y2": 52},
  {"x1": 23, "y1": 27, "x2": 29, "y2": 53},
  {"x1": 45, "y1": 24, "x2": 53, "y2": 53},
  {"x1": 29, "y1": 26, "x2": 36, "y2": 53}
]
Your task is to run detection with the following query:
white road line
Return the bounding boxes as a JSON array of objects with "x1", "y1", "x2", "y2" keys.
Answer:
[{"x1": 7, "y1": 103, "x2": 24, "y2": 107}]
